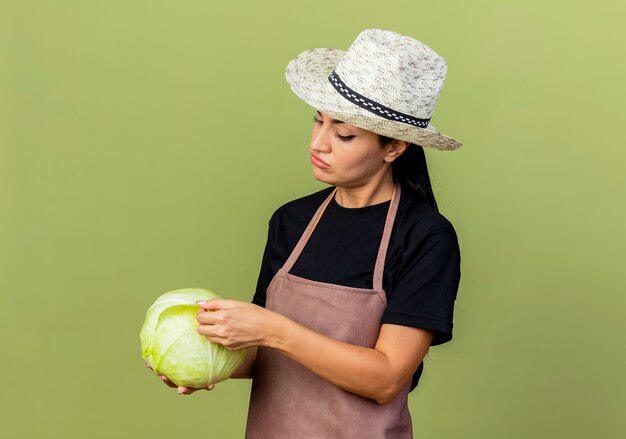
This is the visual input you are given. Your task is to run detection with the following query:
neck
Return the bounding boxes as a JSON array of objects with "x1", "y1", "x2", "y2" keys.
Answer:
[{"x1": 334, "y1": 173, "x2": 395, "y2": 208}]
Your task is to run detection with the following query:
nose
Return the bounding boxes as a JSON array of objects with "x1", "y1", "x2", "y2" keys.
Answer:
[{"x1": 310, "y1": 124, "x2": 332, "y2": 154}]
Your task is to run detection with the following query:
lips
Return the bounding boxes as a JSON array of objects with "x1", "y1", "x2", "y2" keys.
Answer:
[{"x1": 311, "y1": 153, "x2": 330, "y2": 168}]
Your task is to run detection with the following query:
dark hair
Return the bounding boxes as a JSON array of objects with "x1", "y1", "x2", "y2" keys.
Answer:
[{"x1": 378, "y1": 135, "x2": 438, "y2": 212}]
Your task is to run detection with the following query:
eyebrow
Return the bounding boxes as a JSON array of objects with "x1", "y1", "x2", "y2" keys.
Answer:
[{"x1": 316, "y1": 110, "x2": 345, "y2": 125}]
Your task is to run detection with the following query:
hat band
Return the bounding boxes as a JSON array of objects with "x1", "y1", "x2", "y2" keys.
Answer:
[{"x1": 328, "y1": 71, "x2": 430, "y2": 128}]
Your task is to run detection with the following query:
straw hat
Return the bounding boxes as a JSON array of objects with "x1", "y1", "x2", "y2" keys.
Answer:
[{"x1": 285, "y1": 29, "x2": 462, "y2": 150}]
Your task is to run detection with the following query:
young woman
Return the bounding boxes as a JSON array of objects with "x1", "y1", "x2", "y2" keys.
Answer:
[{"x1": 155, "y1": 29, "x2": 462, "y2": 438}]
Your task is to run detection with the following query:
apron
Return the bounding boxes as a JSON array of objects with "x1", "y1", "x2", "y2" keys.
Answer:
[{"x1": 246, "y1": 181, "x2": 412, "y2": 439}]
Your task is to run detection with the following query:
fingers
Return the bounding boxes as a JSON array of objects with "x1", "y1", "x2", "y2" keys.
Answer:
[
  {"x1": 196, "y1": 307, "x2": 226, "y2": 325},
  {"x1": 195, "y1": 331, "x2": 247, "y2": 351},
  {"x1": 177, "y1": 383, "x2": 215, "y2": 395},
  {"x1": 154, "y1": 371, "x2": 215, "y2": 395},
  {"x1": 196, "y1": 298, "x2": 232, "y2": 311},
  {"x1": 160, "y1": 375, "x2": 178, "y2": 388},
  {"x1": 177, "y1": 386, "x2": 194, "y2": 395},
  {"x1": 196, "y1": 316, "x2": 226, "y2": 336},
  {"x1": 147, "y1": 363, "x2": 177, "y2": 389}
]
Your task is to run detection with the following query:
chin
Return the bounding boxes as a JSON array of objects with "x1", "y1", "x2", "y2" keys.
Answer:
[{"x1": 312, "y1": 168, "x2": 336, "y2": 186}]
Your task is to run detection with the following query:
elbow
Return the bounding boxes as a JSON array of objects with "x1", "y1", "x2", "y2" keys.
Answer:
[
  {"x1": 373, "y1": 382, "x2": 403, "y2": 405},
  {"x1": 374, "y1": 396, "x2": 394, "y2": 405},
  {"x1": 371, "y1": 364, "x2": 417, "y2": 405}
]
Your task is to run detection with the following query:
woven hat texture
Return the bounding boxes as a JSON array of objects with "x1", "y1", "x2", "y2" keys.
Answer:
[{"x1": 285, "y1": 29, "x2": 462, "y2": 150}]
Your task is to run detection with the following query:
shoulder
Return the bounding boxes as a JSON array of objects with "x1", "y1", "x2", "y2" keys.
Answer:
[{"x1": 395, "y1": 186, "x2": 458, "y2": 239}]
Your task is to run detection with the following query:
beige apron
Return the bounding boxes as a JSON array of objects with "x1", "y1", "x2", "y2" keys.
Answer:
[{"x1": 246, "y1": 182, "x2": 412, "y2": 438}]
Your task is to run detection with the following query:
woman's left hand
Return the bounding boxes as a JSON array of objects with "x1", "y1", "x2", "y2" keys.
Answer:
[{"x1": 196, "y1": 299, "x2": 279, "y2": 350}]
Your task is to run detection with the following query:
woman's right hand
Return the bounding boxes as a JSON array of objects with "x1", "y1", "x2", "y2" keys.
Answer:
[{"x1": 145, "y1": 363, "x2": 215, "y2": 395}]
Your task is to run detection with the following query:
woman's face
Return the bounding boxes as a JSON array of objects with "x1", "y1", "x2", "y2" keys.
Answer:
[{"x1": 310, "y1": 111, "x2": 401, "y2": 187}]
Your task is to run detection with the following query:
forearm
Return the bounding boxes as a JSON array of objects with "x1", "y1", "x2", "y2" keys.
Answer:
[
  {"x1": 268, "y1": 315, "x2": 402, "y2": 404},
  {"x1": 196, "y1": 299, "x2": 431, "y2": 399}
]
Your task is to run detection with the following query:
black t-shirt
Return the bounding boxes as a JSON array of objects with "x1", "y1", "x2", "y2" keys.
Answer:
[{"x1": 252, "y1": 184, "x2": 462, "y2": 390}]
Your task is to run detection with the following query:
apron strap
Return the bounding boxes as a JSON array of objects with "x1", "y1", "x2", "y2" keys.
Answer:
[
  {"x1": 281, "y1": 181, "x2": 402, "y2": 292},
  {"x1": 373, "y1": 181, "x2": 401, "y2": 291}
]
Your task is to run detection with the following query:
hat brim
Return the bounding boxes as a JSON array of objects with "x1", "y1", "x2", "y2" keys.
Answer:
[{"x1": 285, "y1": 48, "x2": 462, "y2": 151}]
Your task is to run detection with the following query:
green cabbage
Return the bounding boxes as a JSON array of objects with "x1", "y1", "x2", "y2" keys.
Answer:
[{"x1": 140, "y1": 288, "x2": 246, "y2": 388}]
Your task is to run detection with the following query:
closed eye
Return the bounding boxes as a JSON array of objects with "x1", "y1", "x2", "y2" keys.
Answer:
[
  {"x1": 335, "y1": 133, "x2": 356, "y2": 142},
  {"x1": 312, "y1": 117, "x2": 356, "y2": 142}
]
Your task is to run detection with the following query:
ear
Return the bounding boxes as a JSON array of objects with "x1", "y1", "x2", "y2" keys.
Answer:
[{"x1": 383, "y1": 140, "x2": 409, "y2": 163}]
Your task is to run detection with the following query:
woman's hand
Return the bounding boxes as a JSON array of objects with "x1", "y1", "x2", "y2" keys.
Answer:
[
  {"x1": 144, "y1": 362, "x2": 215, "y2": 395},
  {"x1": 195, "y1": 299, "x2": 282, "y2": 350}
]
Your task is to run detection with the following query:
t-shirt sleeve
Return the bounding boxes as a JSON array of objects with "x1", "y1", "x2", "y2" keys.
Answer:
[
  {"x1": 382, "y1": 228, "x2": 461, "y2": 346},
  {"x1": 251, "y1": 218, "x2": 274, "y2": 308}
]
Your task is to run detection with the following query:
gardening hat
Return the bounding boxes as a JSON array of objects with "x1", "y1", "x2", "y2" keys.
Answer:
[{"x1": 285, "y1": 29, "x2": 462, "y2": 150}]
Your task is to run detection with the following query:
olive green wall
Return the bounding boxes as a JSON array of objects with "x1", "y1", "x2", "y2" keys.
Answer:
[{"x1": 1, "y1": 1, "x2": 624, "y2": 438}]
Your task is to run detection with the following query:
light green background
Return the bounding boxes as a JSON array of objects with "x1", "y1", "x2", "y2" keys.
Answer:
[{"x1": 1, "y1": 1, "x2": 624, "y2": 438}]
